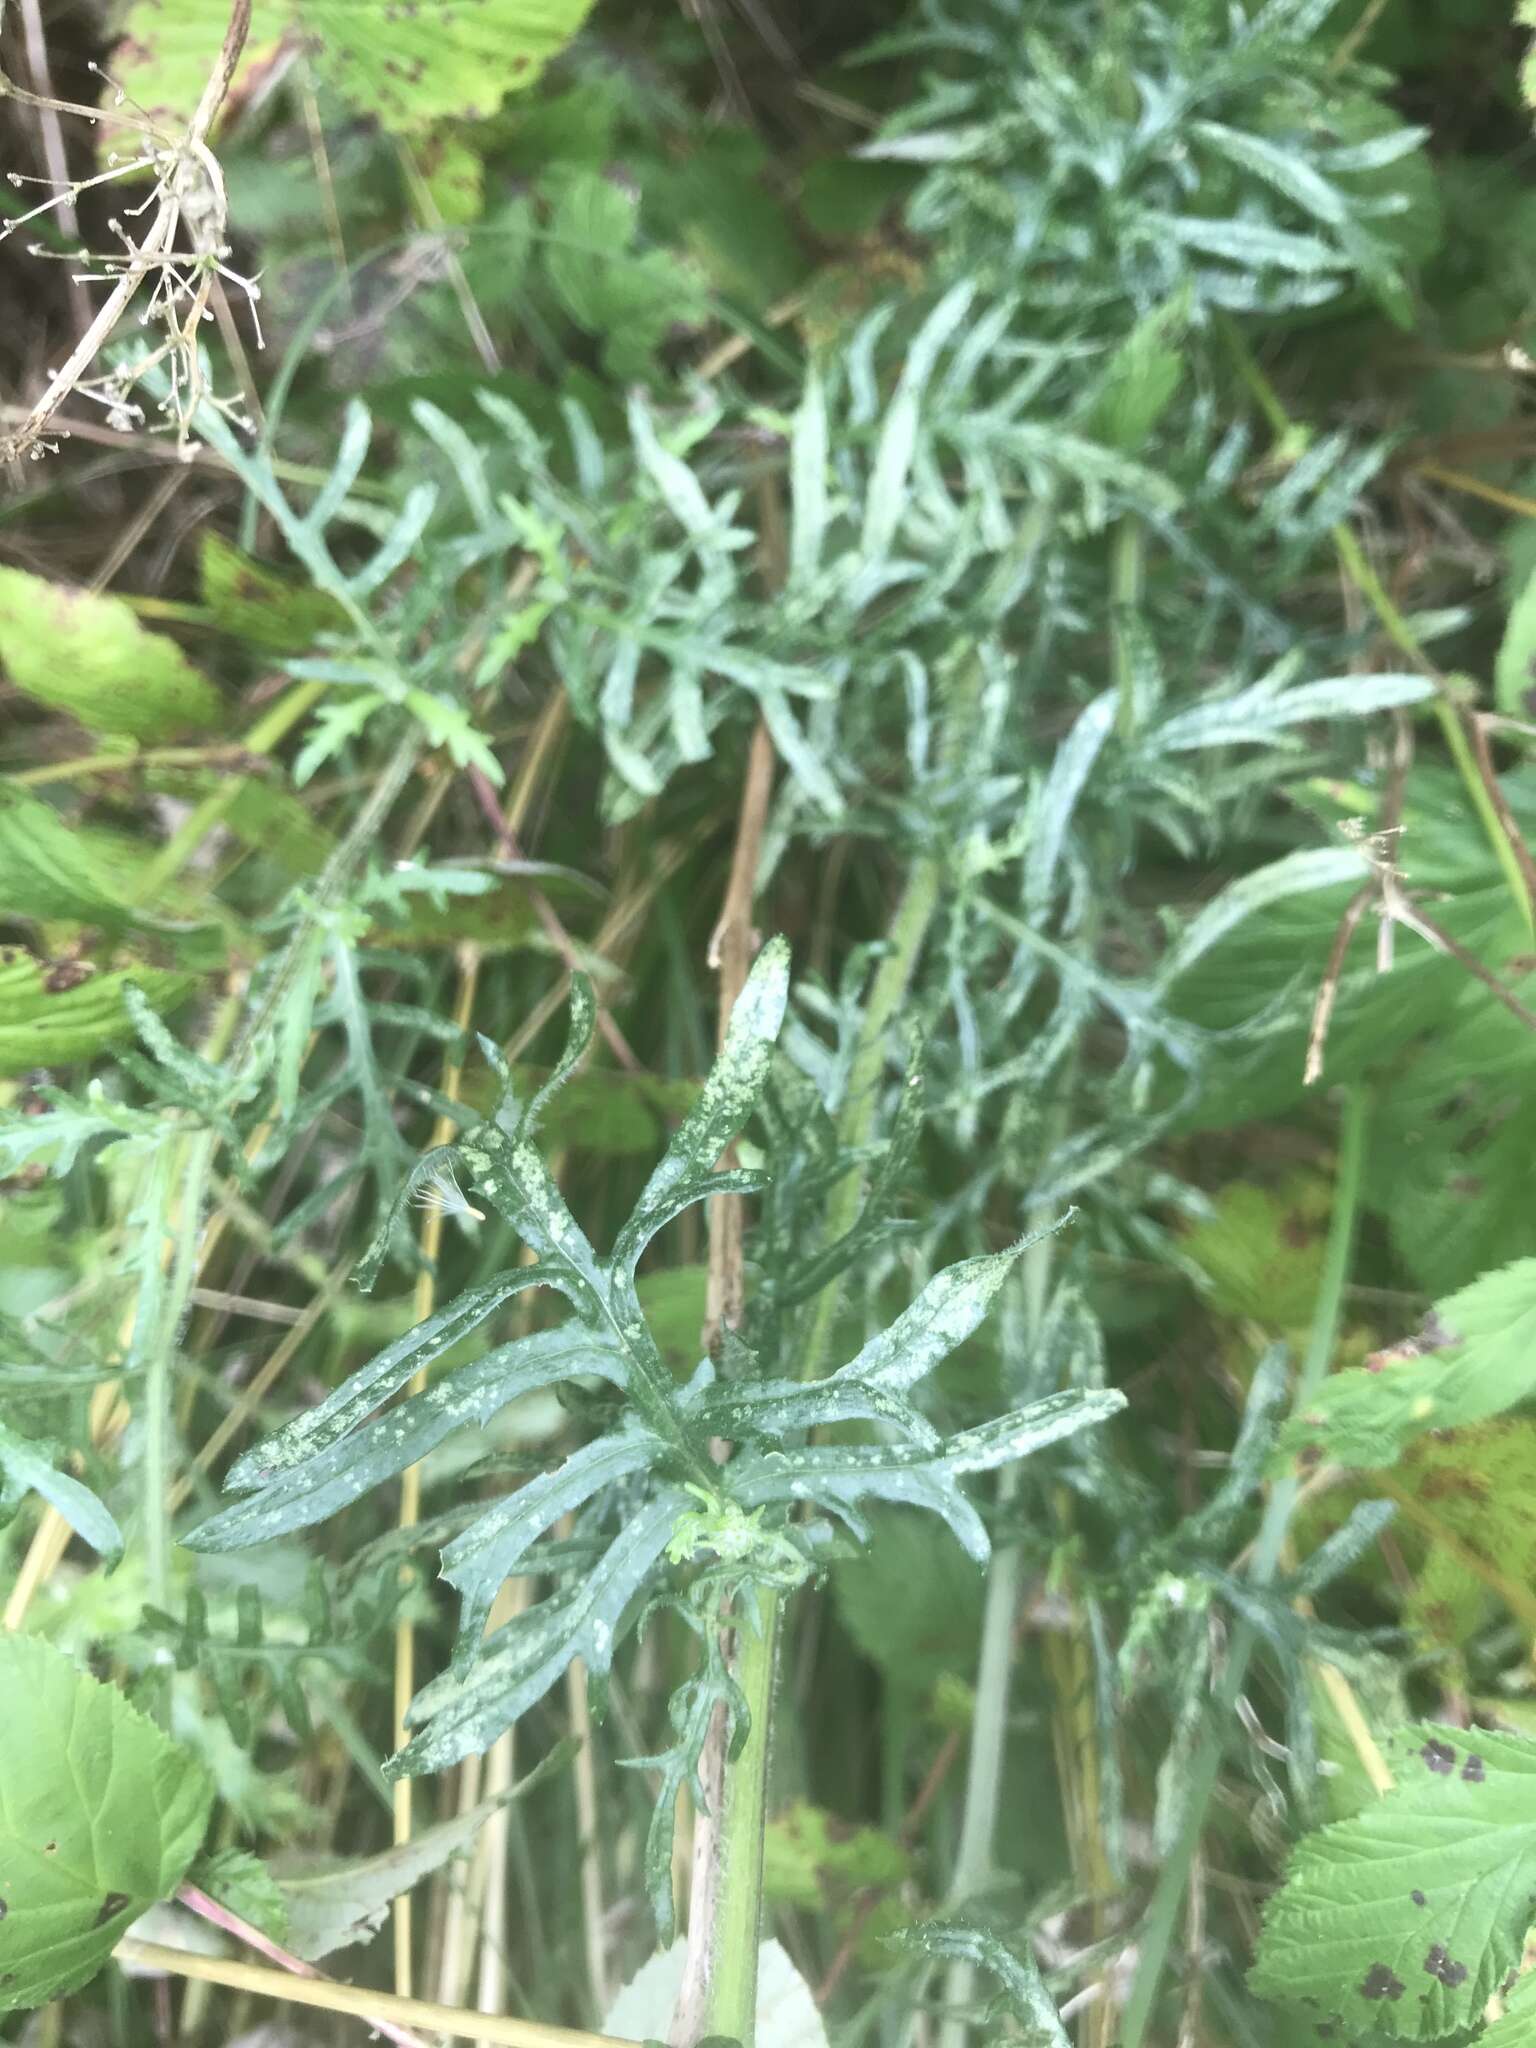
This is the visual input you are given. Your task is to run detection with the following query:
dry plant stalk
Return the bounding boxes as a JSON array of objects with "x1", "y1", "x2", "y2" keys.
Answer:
[{"x1": 0, "y1": 0, "x2": 258, "y2": 464}]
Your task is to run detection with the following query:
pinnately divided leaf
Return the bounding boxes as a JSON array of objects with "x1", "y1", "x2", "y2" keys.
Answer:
[{"x1": 1252, "y1": 1722, "x2": 1536, "y2": 2040}]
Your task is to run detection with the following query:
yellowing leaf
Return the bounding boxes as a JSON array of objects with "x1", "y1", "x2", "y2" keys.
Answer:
[
  {"x1": 1182, "y1": 1172, "x2": 1331, "y2": 1327},
  {"x1": 199, "y1": 533, "x2": 349, "y2": 656},
  {"x1": 298, "y1": 0, "x2": 597, "y2": 130},
  {"x1": 0, "y1": 569, "x2": 220, "y2": 741},
  {"x1": 0, "y1": 1636, "x2": 212, "y2": 2010},
  {"x1": 113, "y1": 0, "x2": 592, "y2": 132},
  {"x1": 1279, "y1": 1257, "x2": 1536, "y2": 1469},
  {"x1": 112, "y1": 0, "x2": 288, "y2": 127},
  {"x1": 0, "y1": 947, "x2": 197, "y2": 1077}
]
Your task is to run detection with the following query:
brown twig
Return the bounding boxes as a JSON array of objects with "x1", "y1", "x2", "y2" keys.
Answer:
[{"x1": 816, "y1": 1728, "x2": 966, "y2": 2005}]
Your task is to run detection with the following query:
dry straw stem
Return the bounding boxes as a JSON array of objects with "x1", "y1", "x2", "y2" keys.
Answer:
[
  {"x1": 0, "y1": 0, "x2": 257, "y2": 463},
  {"x1": 113, "y1": 1941, "x2": 626, "y2": 2048}
]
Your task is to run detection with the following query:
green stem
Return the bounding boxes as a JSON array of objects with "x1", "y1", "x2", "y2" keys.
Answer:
[
  {"x1": 686, "y1": 660, "x2": 984, "y2": 2043},
  {"x1": 1119, "y1": 1084, "x2": 1372, "y2": 2048},
  {"x1": 698, "y1": 1590, "x2": 782, "y2": 2046},
  {"x1": 798, "y1": 853, "x2": 944, "y2": 1385},
  {"x1": 936, "y1": 1196, "x2": 1060, "y2": 2048},
  {"x1": 1111, "y1": 517, "x2": 1145, "y2": 742}
]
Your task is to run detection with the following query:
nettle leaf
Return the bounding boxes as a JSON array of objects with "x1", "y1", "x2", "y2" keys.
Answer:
[
  {"x1": 0, "y1": 949, "x2": 198, "y2": 1080},
  {"x1": 1484, "y1": 1967, "x2": 1536, "y2": 2046},
  {"x1": 0, "y1": 1636, "x2": 212, "y2": 2011},
  {"x1": 1251, "y1": 1722, "x2": 1536, "y2": 2040},
  {"x1": 190, "y1": 1846, "x2": 290, "y2": 1944},
  {"x1": 1279, "y1": 1258, "x2": 1536, "y2": 1470},
  {"x1": 0, "y1": 567, "x2": 219, "y2": 740},
  {"x1": 113, "y1": 0, "x2": 592, "y2": 129}
]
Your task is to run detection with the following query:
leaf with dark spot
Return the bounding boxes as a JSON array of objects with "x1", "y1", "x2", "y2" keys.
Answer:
[
  {"x1": 1360, "y1": 1964, "x2": 1404, "y2": 2001},
  {"x1": 1420, "y1": 1738, "x2": 1456, "y2": 1774}
]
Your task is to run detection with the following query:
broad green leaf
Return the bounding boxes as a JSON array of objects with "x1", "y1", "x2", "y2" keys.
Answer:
[
  {"x1": 764, "y1": 1801, "x2": 909, "y2": 1962},
  {"x1": 832, "y1": 1507, "x2": 984, "y2": 1694},
  {"x1": 113, "y1": 0, "x2": 591, "y2": 130},
  {"x1": 189, "y1": 1846, "x2": 290, "y2": 1944},
  {"x1": 1498, "y1": 557, "x2": 1536, "y2": 716},
  {"x1": 0, "y1": 788, "x2": 140, "y2": 928},
  {"x1": 0, "y1": 949, "x2": 197, "y2": 1078},
  {"x1": 1484, "y1": 1967, "x2": 1536, "y2": 2046},
  {"x1": 199, "y1": 534, "x2": 349, "y2": 656},
  {"x1": 0, "y1": 1421, "x2": 122, "y2": 1565},
  {"x1": 300, "y1": 0, "x2": 596, "y2": 130},
  {"x1": 0, "y1": 569, "x2": 220, "y2": 740},
  {"x1": 109, "y1": 2, "x2": 287, "y2": 126},
  {"x1": 1279, "y1": 1258, "x2": 1536, "y2": 1469},
  {"x1": 1251, "y1": 1722, "x2": 1536, "y2": 2039},
  {"x1": 0, "y1": 1636, "x2": 212, "y2": 2010},
  {"x1": 1182, "y1": 1173, "x2": 1331, "y2": 1327},
  {"x1": 544, "y1": 170, "x2": 701, "y2": 379}
]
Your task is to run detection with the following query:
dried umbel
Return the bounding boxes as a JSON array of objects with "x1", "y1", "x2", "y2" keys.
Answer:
[{"x1": 0, "y1": 0, "x2": 258, "y2": 463}]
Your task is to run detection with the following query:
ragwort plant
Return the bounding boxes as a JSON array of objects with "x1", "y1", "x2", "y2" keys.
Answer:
[{"x1": 5, "y1": 0, "x2": 1534, "y2": 2042}]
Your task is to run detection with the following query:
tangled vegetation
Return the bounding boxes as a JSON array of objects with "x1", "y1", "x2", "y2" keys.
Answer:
[{"x1": 4, "y1": 0, "x2": 1536, "y2": 2044}]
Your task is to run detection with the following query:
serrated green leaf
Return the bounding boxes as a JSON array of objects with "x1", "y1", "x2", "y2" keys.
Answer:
[
  {"x1": 1251, "y1": 1722, "x2": 1536, "y2": 2039},
  {"x1": 1182, "y1": 1173, "x2": 1331, "y2": 1327},
  {"x1": 300, "y1": 0, "x2": 595, "y2": 130},
  {"x1": 113, "y1": 0, "x2": 590, "y2": 130},
  {"x1": 0, "y1": 1636, "x2": 212, "y2": 2010},
  {"x1": 189, "y1": 1847, "x2": 290, "y2": 1944},
  {"x1": 1484, "y1": 1966, "x2": 1536, "y2": 2046},
  {"x1": 0, "y1": 788, "x2": 139, "y2": 929},
  {"x1": 832, "y1": 1507, "x2": 984, "y2": 1693},
  {"x1": 0, "y1": 569, "x2": 220, "y2": 740},
  {"x1": 1279, "y1": 1258, "x2": 1536, "y2": 1470}
]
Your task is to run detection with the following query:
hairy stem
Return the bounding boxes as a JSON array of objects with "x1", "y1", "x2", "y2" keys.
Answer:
[
  {"x1": 694, "y1": 1591, "x2": 782, "y2": 2046},
  {"x1": 1120, "y1": 1084, "x2": 1372, "y2": 2048}
]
